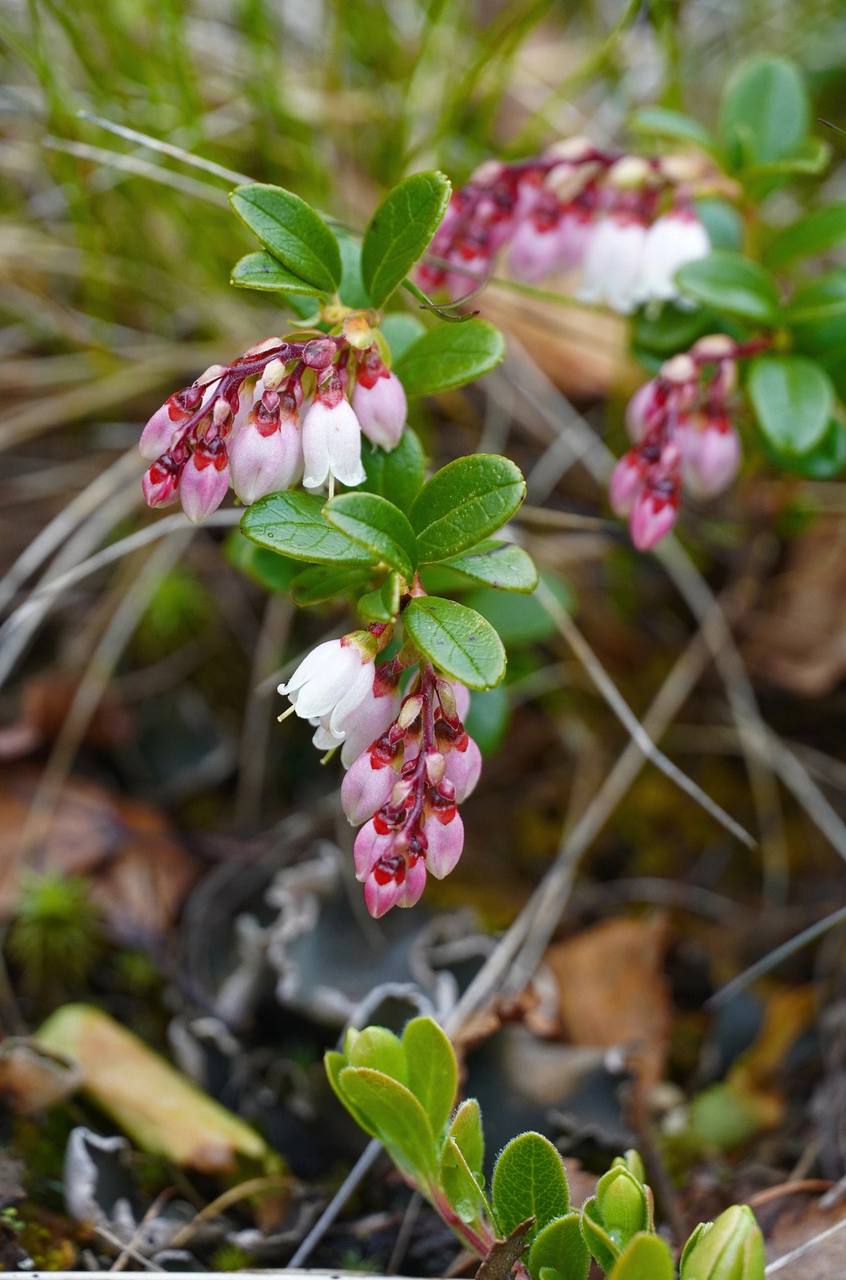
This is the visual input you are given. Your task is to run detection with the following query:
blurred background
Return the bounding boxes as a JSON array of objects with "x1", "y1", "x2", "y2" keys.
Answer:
[{"x1": 2, "y1": 0, "x2": 846, "y2": 1273}]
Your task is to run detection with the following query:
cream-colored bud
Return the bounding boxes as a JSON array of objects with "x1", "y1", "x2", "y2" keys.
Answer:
[
  {"x1": 658, "y1": 152, "x2": 711, "y2": 185},
  {"x1": 661, "y1": 353, "x2": 697, "y2": 385},
  {"x1": 471, "y1": 159, "x2": 503, "y2": 185},
  {"x1": 343, "y1": 313, "x2": 374, "y2": 350},
  {"x1": 545, "y1": 160, "x2": 601, "y2": 201},
  {"x1": 691, "y1": 334, "x2": 736, "y2": 361},
  {"x1": 262, "y1": 358, "x2": 287, "y2": 390},
  {"x1": 544, "y1": 136, "x2": 593, "y2": 163},
  {"x1": 608, "y1": 155, "x2": 652, "y2": 190}
]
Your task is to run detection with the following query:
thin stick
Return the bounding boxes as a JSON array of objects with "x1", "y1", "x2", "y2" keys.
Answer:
[
  {"x1": 765, "y1": 1214, "x2": 846, "y2": 1274},
  {"x1": 707, "y1": 902, "x2": 846, "y2": 1010},
  {"x1": 535, "y1": 581, "x2": 755, "y2": 850},
  {"x1": 168, "y1": 1175, "x2": 289, "y2": 1249},
  {"x1": 43, "y1": 138, "x2": 229, "y2": 205},
  {"x1": 286, "y1": 1141, "x2": 382, "y2": 1268},
  {"x1": 76, "y1": 110, "x2": 253, "y2": 186}
]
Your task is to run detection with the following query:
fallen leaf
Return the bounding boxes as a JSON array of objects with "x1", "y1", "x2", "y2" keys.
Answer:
[
  {"x1": 755, "y1": 1189, "x2": 846, "y2": 1279},
  {"x1": 0, "y1": 769, "x2": 198, "y2": 936},
  {"x1": 544, "y1": 915, "x2": 671, "y2": 1094},
  {"x1": 0, "y1": 673, "x2": 132, "y2": 761},
  {"x1": 37, "y1": 1004, "x2": 284, "y2": 1177}
]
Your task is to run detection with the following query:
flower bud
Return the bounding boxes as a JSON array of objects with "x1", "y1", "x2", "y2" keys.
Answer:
[
  {"x1": 139, "y1": 403, "x2": 178, "y2": 460},
  {"x1": 680, "y1": 1205, "x2": 765, "y2": 1280},
  {"x1": 444, "y1": 736, "x2": 482, "y2": 801},
  {"x1": 595, "y1": 1166, "x2": 650, "y2": 1248},
  {"x1": 302, "y1": 338, "x2": 337, "y2": 369},
  {"x1": 630, "y1": 484, "x2": 679, "y2": 551},
  {"x1": 508, "y1": 216, "x2": 563, "y2": 283},
  {"x1": 677, "y1": 414, "x2": 741, "y2": 500},
  {"x1": 179, "y1": 438, "x2": 230, "y2": 523},
  {"x1": 342, "y1": 753, "x2": 396, "y2": 827},
  {"x1": 141, "y1": 454, "x2": 181, "y2": 508},
  {"x1": 352, "y1": 363, "x2": 407, "y2": 451},
  {"x1": 424, "y1": 810, "x2": 464, "y2": 880},
  {"x1": 363, "y1": 855, "x2": 407, "y2": 918},
  {"x1": 302, "y1": 396, "x2": 365, "y2": 489},
  {"x1": 397, "y1": 855, "x2": 427, "y2": 908},
  {"x1": 229, "y1": 418, "x2": 303, "y2": 503},
  {"x1": 353, "y1": 821, "x2": 394, "y2": 881},
  {"x1": 625, "y1": 380, "x2": 663, "y2": 443},
  {"x1": 609, "y1": 452, "x2": 645, "y2": 517}
]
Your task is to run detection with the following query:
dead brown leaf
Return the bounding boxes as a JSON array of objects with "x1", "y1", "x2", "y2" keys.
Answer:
[
  {"x1": 544, "y1": 915, "x2": 671, "y2": 1094},
  {"x1": 754, "y1": 1189, "x2": 846, "y2": 1279},
  {"x1": 0, "y1": 673, "x2": 132, "y2": 761},
  {"x1": 0, "y1": 769, "x2": 198, "y2": 936},
  {"x1": 742, "y1": 515, "x2": 846, "y2": 696}
]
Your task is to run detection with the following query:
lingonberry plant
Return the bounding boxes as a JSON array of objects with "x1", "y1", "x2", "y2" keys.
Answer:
[
  {"x1": 326, "y1": 1015, "x2": 766, "y2": 1280},
  {"x1": 139, "y1": 51, "x2": 846, "y2": 917},
  {"x1": 417, "y1": 53, "x2": 846, "y2": 551},
  {"x1": 140, "y1": 170, "x2": 532, "y2": 918}
]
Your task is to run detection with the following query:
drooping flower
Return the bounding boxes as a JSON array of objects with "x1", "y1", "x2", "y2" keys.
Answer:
[
  {"x1": 578, "y1": 215, "x2": 648, "y2": 314},
  {"x1": 179, "y1": 435, "x2": 231, "y2": 524},
  {"x1": 634, "y1": 208, "x2": 710, "y2": 305},
  {"x1": 279, "y1": 633, "x2": 377, "y2": 727},
  {"x1": 302, "y1": 377, "x2": 366, "y2": 490},
  {"x1": 676, "y1": 412, "x2": 741, "y2": 499},
  {"x1": 352, "y1": 350, "x2": 407, "y2": 451}
]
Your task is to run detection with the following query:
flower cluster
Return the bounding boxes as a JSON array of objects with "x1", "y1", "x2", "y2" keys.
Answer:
[
  {"x1": 279, "y1": 628, "x2": 480, "y2": 918},
  {"x1": 417, "y1": 141, "x2": 712, "y2": 313},
  {"x1": 139, "y1": 333, "x2": 407, "y2": 521},
  {"x1": 609, "y1": 334, "x2": 752, "y2": 550}
]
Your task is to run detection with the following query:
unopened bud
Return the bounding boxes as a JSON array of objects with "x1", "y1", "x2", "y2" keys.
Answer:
[
  {"x1": 595, "y1": 1166, "x2": 650, "y2": 1249},
  {"x1": 607, "y1": 155, "x2": 652, "y2": 190},
  {"x1": 343, "y1": 313, "x2": 374, "y2": 350},
  {"x1": 397, "y1": 695, "x2": 423, "y2": 730},
  {"x1": 262, "y1": 358, "x2": 287, "y2": 390},
  {"x1": 680, "y1": 1205, "x2": 765, "y2": 1280},
  {"x1": 661, "y1": 353, "x2": 697, "y2": 385},
  {"x1": 544, "y1": 160, "x2": 601, "y2": 201},
  {"x1": 544, "y1": 136, "x2": 594, "y2": 163},
  {"x1": 691, "y1": 334, "x2": 736, "y2": 361},
  {"x1": 425, "y1": 752, "x2": 446, "y2": 785}
]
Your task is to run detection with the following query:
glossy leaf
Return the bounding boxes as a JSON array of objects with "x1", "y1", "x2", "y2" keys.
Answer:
[
  {"x1": 225, "y1": 531, "x2": 301, "y2": 592},
  {"x1": 230, "y1": 183, "x2": 341, "y2": 294},
  {"x1": 230, "y1": 250, "x2": 320, "y2": 296},
  {"x1": 241, "y1": 491, "x2": 373, "y2": 565},
  {"x1": 491, "y1": 1131, "x2": 570, "y2": 1242},
  {"x1": 718, "y1": 54, "x2": 809, "y2": 170},
  {"x1": 361, "y1": 429, "x2": 427, "y2": 510},
  {"x1": 347, "y1": 1026, "x2": 407, "y2": 1083},
  {"x1": 403, "y1": 596, "x2": 506, "y2": 690},
  {"x1": 440, "y1": 1137, "x2": 489, "y2": 1226},
  {"x1": 448, "y1": 1099, "x2": 485, "y2": 1180},
  {"x1": 362, "y1": 171, "x2": 452, "y2": 308},
  {"x1": 434, "y1": 540, "x2": 537, "y2": 592},
  {"x1": 629, "y1": 106, "x2": 716, "y2": 153},
  {"x1": 358, "y1": 573, "x2": 402, "y2": 622},
  {"x1": 290, "y1": 563, "x2": 373, "y2": 606},
  {"x1": 608, "y1": 1234, "x2": 674, "y2": 1280},
  {"x1": 324, "y1": 1051, "x2": 380, "y2": 1139},
  {"x1": 581, "y1": 1199, "x2": 620, "y2": 1273},
  {"x1": 787, "y1": 269, "x2": 846, "y2": 353},
  {"x1": 324, "y1": 492, "x2": 418, "y2": 579},
  {"x1": 465, "y1": 572, "x2": 572, "y2": 648},
  {"x1": 694, "y1": 198, "x2": 744, "y2": 252},
  {"x1": 338, "y1": 1066, "x2": 438, "y2": 1181},
  {"x1": 410, "y1": 455, "x2": 526, "y2": 562},
  {"x1": 766, "y1": 203, "x2": 846, "y2": 269},
  {"x1": 528, "y1": 1214, "x2": 589, "y2": 1280},
  {"x1": 748, "y1": 354, "x2": 833, "y2": 455},
  {"x1": 336, "y1": 230, "x2": 371, "y2": 309},
  {"x1": 401, "y1": 1017, "x2": 457, "y2": 1139},
  {"x1": 394, "y1": 319, "x2": 505, "y2": 396},
  {"x1": 675, "y1": 251, "x2": 779, "y2": 325},
  {"x1": 769, "y1": 418, "x2": 846, "y2": 479}
]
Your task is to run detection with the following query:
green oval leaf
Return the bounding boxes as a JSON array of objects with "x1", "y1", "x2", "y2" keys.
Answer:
[
  {"x1": 230, "y1": 183, "x2": 342, "y2": 294},
  {"x1": 766, "y1": 203, "x2": 846, "y2": 270},
  {"x1": 394, "y1": 319, "x2": 505, "y2": 397},
  {"x1": 491, "y1": 1132, "x2": 570, "y2": 1242},
  {"x1": 609, "y1": 1233, "x2": 674, "y2": 1280},
  {"x1": 325, "y1": 1051, "x2": 380, "y2": 1139},
  {"x1": 718, "y1": 54, "x2": 810, "y2": 170},
  {"x1": 381, "y1": 313, "x2": 427, "y2": 362},
  {"x1": 580, "y1": 1199, "x2": 619, "y2": 1273},
  {"x1": 401, "y1": 1016, "x2": 457, "y2": 1139},
  {"x1": 434, "y1": 540, "x2": 538, "y2": 592},
  {"x1": 676, "y1": 251, "x2": 780, "y2": 325},
  {"x1": 410, "y1": 455, "x2": 526, "y2": 562},
  {"x1": 448, "y1": 1098, "x2": 485, "y2": 1180},
  {"x1": 787, "y1": 269, "x2": 846, "y2": 353},
  {"x1": 403, "y1": 596, "x2": 506, "y2": 690},
  {"x1": 360, "y1": 429, "x2": 427, "y2": 510},
  {"x1": 347, "y1": 1026, "x2": 407, "y2": 1083},
  {"x1": 291, "y1": 563, "x2": 372, "y2": 606},
  {"x1": 629, "y1": 106, "x2": 716, "y2": 153},
  {"x1": 324, "y1": 492, "x2": 418, "y2": 579},
  {"x1": 338, "y1": 1066, "x2": 438, "y2": 1182},
  {"x1": 230, "y1": 250, "x2": 319, "y2": 296},
  {"x1": 362, "y1": 172, "x2": 452, "y2": 309},
  {"x1": 225, "y1": 531, "x2": 301, "y2": 592},
  {"x1": 748, "y1": 354, "x2": 834, "y2": 455},
  {"x1": 768, "y1": 417, "x2": 846, "y2": 479},
  {"x1": 528, "y1": 1214, "x2": 589, "y2": 1280},
  {"x1": 439, "y1": 1137, "x2": 490, "y2": 1227},
  {"x1": 463, "y1": 572, "x2": 572, "y2": 648},
  {"x1": 241, "y1": 491, "x2": 373, "y2": 565}
]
